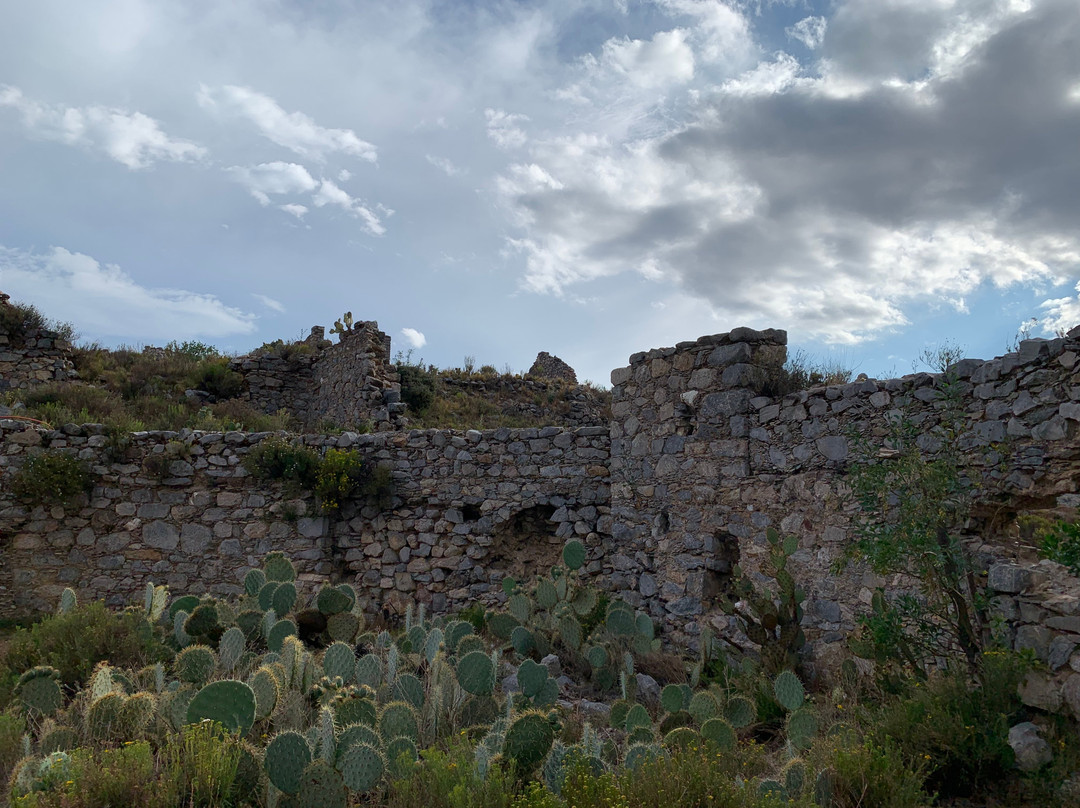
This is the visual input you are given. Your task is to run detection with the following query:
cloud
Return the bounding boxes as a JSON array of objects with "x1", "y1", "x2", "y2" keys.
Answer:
[
  {"x1": 426, "y1": 154, "x2": 464, "y2": 177},
  {"x1": 601, "y1": 28, "x2": 696, "y2": 88},
  {"x1": 253, "y1": 293, "x2": 286, "y2": 313},
  {"x1": 786, "y1": 16, "x2": 827, "y2": 49},
  {"x1": 226, "y1": 162, "x2": 318, "y2": 205},
  {"x1": 494, "y1": 0, "x2": 1080, "y2": 343},
  {"x1": 311, "y1": 179, "x2": 386, "y2": 235},
  {"x1": 0, "y1": 85, "x2": 205, "y2": 169},
  {"x1": 400, "y1": 327, "x2": 426, "y2": 348},
  {"x1": 197, "y1": 84, "x2": 377, "y2": 162},
  {"x1": 485, "y1": 108, "x2": 530, "y2": 149},
  {"x1": 279, "y1": 204, "x2": 308, "y2": 219},
  {"x1": 0, "y1": 245, "x2": 256, "y2": 341}
]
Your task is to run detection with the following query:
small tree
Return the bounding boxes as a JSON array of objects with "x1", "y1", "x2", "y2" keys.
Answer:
[{"x1": 843, "y1": 372, "x2": 986, "y2": 679}]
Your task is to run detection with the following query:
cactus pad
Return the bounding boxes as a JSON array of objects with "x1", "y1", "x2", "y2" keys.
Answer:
[
  {"x1": 244, "y1": 568, "x2": 266, "y2": 597},
  {"x1": 393, "y1": 673, "x2": 425, "y2": 710},
  {"x1": 264, "y1": 551, "x2": 296, "y2": 582},
  {"x1": 773, "y1": 670, "x2": 805, "y2": 712},
  {"x1": 16, "y1": 668, "x2": 62, "y2": 716},
  {"x1": 326, "y1": 612, "x2": 360, "y2": 644},
  {"x1": 535, "y1": 579, "x2": 558, "y2": 610},
  {"x1": 487, "y1": 612, "x2": 520, "y2": 640},
  {"x1": 724, "y1": 695, "x2": 757, "y2": 728},
  {"x1": 700, "y1": 718, "x2": 736, "y2": 750},
  {"x1": 624, "y1": 704, "x2": 652, "y2": 734},
  {"x1": 323, "y1": 642, "x2": 355, "y2": 682},
  {"x1": 511, "y1": 626, "x2": 535, "y2": 657},
  {"x1": 337, "y1": 742, "x2": 385, "y2": 793},
  {"x1": 456, "y1": 651, "x2": 495, "y2": 696},
  {"x1": 785, "y1": 707, "x2": 818, "y2": 750},
  {"x1": 186, "y1": 680, "x2": 256, "y2": 735},
  {"x1": 337, "y1": 722, "x2": 380, "y2": 758},
  {"x1": 605, "y1": 608, "x2": 635, "y2": 636},
  {"x1": 688, "y1": 692, "x2": 720, "y2": 725},
  {"x1": 295, "y1": 759, "x2": 347, "y2": 808},
  {"x1": 175, "y1": 645, "x2": 216, "y2": 685},
  {"x1": 258, "y1": 582, "x2": 280, "y2": 612},
  {"x1": 268, "y1": 619, "x2": 298, "y2": 653},
  {"x1": 59, "y1": 587, "x2": 77, "y2": 614},
  {"x1": 385, "y1": 735, "x2": 418, "y2": 777},
  {"x1": 249, "y1": 666, "x2": 279, "y2": 720},
  {"x1": 264, "y1": 731, "x2": 311, "y2": 794},
  {"x1": 517, "y1": 659, "x2": 548, "y2": 700},
  {"x1": 272, "y1": 582, "x2": 298, "y2": 617},
  {"x1": 169, "y1": 594, "x2": 200, "y2": 620},
  {"x1": 184, "y1": 603, "x2": 220, "y2": 639},
  {"x1": 444, "y1": 620, "x2": 474, "y2": 654},
  {"x1": 660, "y1": 684, "x2": 686, "y2": 714},
  {"x1": 562, "y1": 539, "x2": 586, "y2": 571},
  {"x1": 504, "y1": 711, "x2": 554, "y2": 773},
  {"x1": 317, "y1": 585, "x2": 352, "y2": 616},
  {"x1": 378, "y1": 701, "x2": 419, "y2": 742},
  {"x1": 355, "y1": 654, "x2": 382, "y2": 688},
  {"x1": 624, "y1": 742, "x2": 661, "y2": 770},
  {"x1": 662, "y1": 726, "x2": 698, "y2": 749},
  {"x1": 508, "y1": 594, "x2": 532, "y2": 624},
  {"x1": 218, "y1": 626, "x2": 246, "y2": 673}
]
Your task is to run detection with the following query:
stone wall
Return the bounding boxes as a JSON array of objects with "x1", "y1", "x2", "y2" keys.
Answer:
[
  {"x1": 0, "y1": 421, "x2": 608, "y2": 618},
  {"x1": 229, "y1": 322, "x2": 404, "y2": 431},
  {"x1": 0, "y1": 300, "x2": 77, "y2": 392},
  {"x1": 437, "y1": 375, "x2": 609, "y2": 429},
  {"x1": 607, "y1": 326, "x2": 1080, "y2": 668},
  {"x1": 5, "y1": 317, "x2": 1080, "y2": 680}
]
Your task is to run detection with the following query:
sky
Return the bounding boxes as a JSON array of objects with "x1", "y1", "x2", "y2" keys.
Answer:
[{"x1": 1, "y1": 0, "x2": 1079, "y2": 385}]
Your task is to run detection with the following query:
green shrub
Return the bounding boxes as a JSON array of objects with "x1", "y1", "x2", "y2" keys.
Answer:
[
  {"x1": 160, "y1": 721, "x2": 243, "y2": 807},
  {"x1": 242, "y1": 437, "x2": 320, "y2": 491},
  {"x1": 0, "y1": 602, "x2": 168, "y2": 696},
  {"x1": 164, "y1": 340, "x2": 220, "y2": 361},
  {"x1": 815, "y1": 739, "x2": 928, "y2": 808},
  {"x1": 870, "y1": 651, "x2": 1028, "y2": 799},
  {"x1": 387, "y1": 741, "x2": 520, "y2": 808},
  {"x1": 314, "y1": 448, "x2": 364, "y2": 513},
  {"x1": 191, "y1": 359, "x2": 244, "y2": 400},
  {"x1": 9, "y1": 452, "x2": 94, "y2": 507},
  {"x1": 0, "y1": 711, "x2": 25, "y2": 793},
  {"x1": 13, "y1": 741, "x2": 163, "y2": 808},
  {"x1": 397, "y1": 363, "x2": 437, "y2": 414},
  {"x1": 1039, "y1": 520, "x2": 1080, "y2": 576}
]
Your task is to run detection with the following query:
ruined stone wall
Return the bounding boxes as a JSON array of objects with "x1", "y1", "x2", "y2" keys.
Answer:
[
  {"x1": 0, "y1": 320, "x2": 77, "y2": 392},
  {"x1": 229, "y1": 323, "x2": 403, "y2": 431},
  {"x1": 608, "y1": 327, "x2": 1080, "y2": 670},
  {"x1": 0, "y1": 422, "x2": 608, "y2": 618},
  {"x1": 437, "y1": 375, "x2": 609, "y2": 428},
  {"x1": 313, "y1": 323, "x2": 405, "y2": 433}
]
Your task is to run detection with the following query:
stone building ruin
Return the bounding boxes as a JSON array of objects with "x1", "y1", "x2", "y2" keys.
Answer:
[{"x1": 3, "y1": 296, "x2": 1080, "y2": 680}]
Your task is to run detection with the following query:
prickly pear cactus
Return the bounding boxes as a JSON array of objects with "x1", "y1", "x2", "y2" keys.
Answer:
[
  {"x1": 16, "y1": 667, "x2": 62, "y2": 716},
  {"x1": 264, "y1": 730, "x2": 311, "y2": 795},
  {"x1": 377, "y1": 701, "x2": 419, "y2": 742},
  {"x1": 186, "y1": 679, "x2": 256, "y2": 735},
  {"x1": 503, "y1": 711, "x2": 555, "y2": 773},
  {"x1": 456, "y1": 651, "x2": 495, "y2": 696},
  {"x1": 264, "y1": 551, "x2": 297, "y2": 583},
  {"x1": 701, "y1": 717, "x2": 737, "y2": 750},
  {"x1": 337, "y1": 742, "x2": 385, "y2": 793},
  {"x1": 773, "y1": 670, "x2": 805, "y2": 712},
  {"x1": 218, "y1": 626, "x2": 246, "y2": 673},
  {"x1": 174, "y1": 645, "x2": 216, "y2": 685},
  {"x1": 244, "y1": 568, "x2": 266, "y2": 597},
  {"x1": 296, "y1": 758, "x2": 347, "y2": 808},
  {"x1": 562, "y1": 539, "x2": 586, "y2": 571},
  {"x1": 322, "y1": 642, "x2": 355, "y2": 683},
  {"x1": 58, "y1": 588, "x2": 77, "y2": 614},
  {"x1": 724, "y1": 695, "x2": 757, "y2": 728}
]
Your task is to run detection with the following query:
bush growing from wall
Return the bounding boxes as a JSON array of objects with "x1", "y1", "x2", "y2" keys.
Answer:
[{"x1": 9, "y1": 452, "x2": 94, "y2": 507}]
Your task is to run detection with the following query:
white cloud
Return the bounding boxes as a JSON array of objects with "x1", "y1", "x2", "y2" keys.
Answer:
[
  {"x1": 0, "y1": 85, "x2": 205, "y2": 169},
  {"x1": 426, "y1": 154, "x2": 464, "y2": 177},
  {"x1": 338, "y1": 169, "x2": 352, "y2": 182},
  {"x1": 311, "y1": 179, "x2": 386, "y2": 235},
  {"x1": 226, "y1": 162, "x2": 318, "y2": 205},
  {"x1": 279, "y1": 204, "x2": 308, "y2": 219},
  {"x1": 400, "y1": 327, "x2": 426, "y2": 348},
  {"x1": 0, "y1": 245, "x2": 256, "y2": 340},
  {"x1": 653, "y1": 0, "x2": 754, "y2": 66},
  {"x1": 1041, "y1": 282, "x2": 1080, "y2": 335},
  {"x1": 253, "y1": 293, "x2": 286, "y2": 313},
  {"x1": 485, "y1": 108, "x2": 530, "y2": 149},
  {"x1": 197, "y1": 84, "x2": 377, "y2": 162},
  {"x1": 786, "y1": 16, "x2": 827, "y2": 49},
  {"x1": 601, "y1": 28, "x2": 696, "y2": 88}
]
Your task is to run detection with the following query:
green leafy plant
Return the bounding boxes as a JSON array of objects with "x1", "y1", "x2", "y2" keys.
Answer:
[
  {"x1": 242, "y1": 437, "x2": 321, "y2": 491},
  {"x1": 1038, "y1": 520, "x2": 1080, "y2": 576},
  {"x1": 9, "y1": 452, "x2": 94, "y2": 507},
  {"x1": 315, "y1": 448, "x2": 364, "y2": 513}
]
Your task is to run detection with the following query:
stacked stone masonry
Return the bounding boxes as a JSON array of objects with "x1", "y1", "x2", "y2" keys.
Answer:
[
  {"x1": 0, "y1": 316, "x2": 77, "y2": 392},
  {"x1": 4, "y1": 321, "x2": 1080, "y2": 683},
  {"x1": 437, "y1": 375, "x2": 608, "y2": 429}
]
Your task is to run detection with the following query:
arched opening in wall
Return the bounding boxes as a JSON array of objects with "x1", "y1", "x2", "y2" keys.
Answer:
[
  {"x1": 487, "y1": 504, "x2": 562, "y2": 582},
  {"x1": 702, "y1": 531, "x2": 740, "y2": 605}
]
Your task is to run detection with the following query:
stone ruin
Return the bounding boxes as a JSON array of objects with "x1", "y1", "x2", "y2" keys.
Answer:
[{"x1": 4, "y1": 301, "x2": 1080, "y2": 696}]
